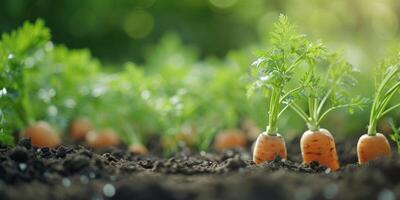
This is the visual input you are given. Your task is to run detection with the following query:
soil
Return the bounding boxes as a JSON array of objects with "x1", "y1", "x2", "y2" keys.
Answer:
[{"x1": 1, "y1": 136, "x2": 400, "y2": 200}]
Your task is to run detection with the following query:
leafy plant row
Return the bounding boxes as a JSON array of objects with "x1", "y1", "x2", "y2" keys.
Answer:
[
  {"x1": 1, "y1": 18, "x2": 400, "y2": 156},
  {"x1": 0, "y1": 20, "x2": 260, "y2": 152}
]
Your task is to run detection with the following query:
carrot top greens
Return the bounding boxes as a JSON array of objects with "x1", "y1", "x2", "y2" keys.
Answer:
[
  {"x1": 290, "y1": 51, "x2": 366, "y2": 131},
  {"x1": 0, "y1": 20, "x2": 50, "y2": 145},
  {"x1": 248, "y1": 15, "x2": 314, "y2": 136},
  {"x1": 367, "y1": 55, "x2": 400, "y2": 136}
]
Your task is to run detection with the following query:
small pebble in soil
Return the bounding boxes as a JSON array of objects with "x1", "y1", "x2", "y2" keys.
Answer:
[
  {"x1": 324, "y1": 168, "x2": 331, "y2": 174},
  {"x1": 103, "y1": 183, "x2": 116, "y2": 198},
  {"x1": 378, "y1": 189, "x2": 395, "y2": 200},
  {"x1": 62, "y1": 178, "x2": 71, "y2": 187},
  {"x1": 89, "y1": 172, "x2": 96, "y2": 179},
  {"x1": 323, "y1": 183, "x2": 338, "y2": 199},
  {"x1": 43, "y1": 171, "x2": 51, "y2": 178},
  {"x1": 18, "y1": 163, "x2": 27, "y2": 171}
]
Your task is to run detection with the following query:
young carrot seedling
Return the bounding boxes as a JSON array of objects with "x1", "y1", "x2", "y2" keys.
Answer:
[
  {"x1": 291, "y1": 51, "x2": 365, "y2": 171},
  {"x1": 357, "y1": 55, "x2": 400, "y2": 164},
  {"x1": 248, "y1": 15, "x2": 312, "y2": 164}
]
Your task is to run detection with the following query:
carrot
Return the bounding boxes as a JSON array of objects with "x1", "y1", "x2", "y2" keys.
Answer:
[
  {"x1": 23, "y1": 121, "x2": 61, "y2": 148},
  {"x1": 357, "y1": 133, "x2": 391, "y2": 164},
  {"x1": 300, "y1": 129, "x2": 339, "y2": 170},
  {"x1": 253, "y1": 133, "x2": 287, "y2": 164},
  {"x1": 288, "y1": 45, "x2": 364, "y2": 170},
  {"x1": 128, "y1": 144, "x2": 148, "y2": 155},
  {"x1": 214, "y1": 129, "x2": 247, "y2": 151},
  {"x1": 248, "y1": 15, "x2": 307, "y2": 164},
  {"x1": 357, "y1": 60, "x2": 400, "y2": 164},
  {"x1": 85, "y1": 129, "x2": 120, "y2": 148},
  {"x1": 69, "y1": 118, "x2": 93, "y2": 141}
]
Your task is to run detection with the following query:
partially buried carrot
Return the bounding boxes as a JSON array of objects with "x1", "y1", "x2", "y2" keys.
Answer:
[
  {"x1": 23, "y1": 121, "x2": 61, "y2": 148},
  {"x1": 213, "y1": 129, "x2": 247, "y2": 151},
  {"x1": 289, "y1": 44, "x2": 364, "y2": 171},
  {"x1": 249, "y1": 15, "x2": 305, "y2": 164},
  {"x1": 357, "y1": 133, "x2": 391, "y2": 164},
  {"x1": 85, "y1": 129, "x2": 120, "y2": 148},
  {"x1": 253, "y1": 133, "x2": 287, "y2": 164},
  {"x1": 69, "y1": 118, "x2": 92, "y2": 141},
  {"x1": 357, "y1": 59, "x2": 400, "y2": 164},
  {"x1": 300, "y1": 129, "x2": 339, "y2": 171},
  {"x1": 128, "y1": 144, "x2": 148, "y2": 155}
]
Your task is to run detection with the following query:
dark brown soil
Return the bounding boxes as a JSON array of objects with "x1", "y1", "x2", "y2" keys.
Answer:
[{"x1": 1, "y1": 137, "x2": 400, "y2": 200}]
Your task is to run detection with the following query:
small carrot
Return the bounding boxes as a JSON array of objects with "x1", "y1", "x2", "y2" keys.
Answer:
[
  {"x1": 85, "y1": 129, "x2": 120, "y2": 148},
  {"x1": 289, "y1": 48, "x2": 364, "y2": 170},
  {"x1": 213, "y1": 129, "x2": 247, "y2": 151},
  {"x1": 23, "y1": 121, "x2": 61, "y2": 148},
  {"x1": 357, "y1": 133, "x2": 391, "y2": 164},
  {"x1": 357, "y1": 60, "x2": 400, "y2": 164},
  {"x1": 69, "y1": 118, "x2": 93, "y2": 141},
  {"x1": 128, "y1": 144, "x2": 148, "y2": 155},
  {"x1": 300, "y1": 129, "x2": 339, "y2": 170},
  {"x1": 253, "y1": 133, "x2": 287, "y2": 164}
]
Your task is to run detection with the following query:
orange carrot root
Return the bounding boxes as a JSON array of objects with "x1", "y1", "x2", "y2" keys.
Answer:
[
  {"x1": 253, "y1": 133, "x2": 287, "y2": 164},
  {"x1": 85, "y1": 130, "x2": 120, "y2": 148},
  {"x1": 128, "y1": 144, "x2": 148, "y2": 155},
  {"x1": 214, "y1": 129, "x2": 247, "y2": 151},
  {"x1": 23, "y1": 121, "x2": 61, "y2": 148},
  {"x1": 69, "y1": 118, "x2": 92, "y2": 141},
  {"x1": 300, "y1": 129, "x2": 340, "y2": 171},
  {"x1": 357, "y1": 133, "x2": 391, "y2": 164}
]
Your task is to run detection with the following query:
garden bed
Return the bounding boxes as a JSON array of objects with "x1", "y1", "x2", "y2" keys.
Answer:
[{"x1": 1, "y1": 137, "x2": 399, "y2": 200}]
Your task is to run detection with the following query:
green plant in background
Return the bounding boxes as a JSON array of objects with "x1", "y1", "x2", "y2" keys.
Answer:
[
  {"x1": 0, "y1": 20, "x2": 50, "y2": 145},
  {"x1": 27, "y1": 46, "x2": 100, "y2": 130}
]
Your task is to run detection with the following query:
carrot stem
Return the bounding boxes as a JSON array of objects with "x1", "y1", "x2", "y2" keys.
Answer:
[{"x1": 367, "y1": 65, "x2": 400, "y2": 136}]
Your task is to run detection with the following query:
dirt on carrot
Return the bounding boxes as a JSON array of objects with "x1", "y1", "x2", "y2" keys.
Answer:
[
  {"x1": 253, "y1": 133, "x2": 287, "y2": 164},
  {"x1": 22, "y1": 121, "x2": 61, "y2": 148},
  {"x1": 300, "y1": 129, "x2": 340, "y2": 171},
  {"x1": 357, "y1": 133, "x2": 391, "y2": 164}
]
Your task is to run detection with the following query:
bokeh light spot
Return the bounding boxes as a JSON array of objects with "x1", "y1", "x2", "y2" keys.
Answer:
[{"x1": 123, "y1": 10, "x2": 154, "y2": 39}]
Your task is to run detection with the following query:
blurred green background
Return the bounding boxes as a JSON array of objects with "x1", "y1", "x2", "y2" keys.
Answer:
[
  {"x1": 2, "y1": 0, "x2": 400, "y2": 150},
  {"x1": 1, "y1": 0, "x2": 399, "y2": 66}
]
